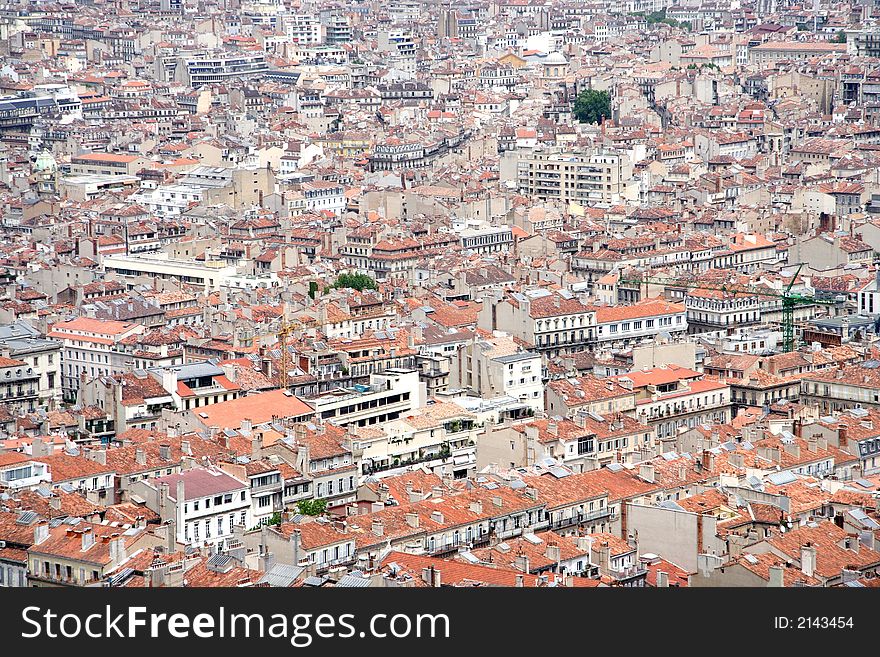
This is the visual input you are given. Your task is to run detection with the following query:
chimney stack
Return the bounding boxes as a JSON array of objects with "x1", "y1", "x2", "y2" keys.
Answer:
[
  {"x1": 81, "y1": 527, "x2": 95, "y2": 551},
  {"x1": 800, "y1": 543, "x2": 816, "y2": 578},
  {"x1": 768, "y1": 565, "x2": 784, "y2": 587}
]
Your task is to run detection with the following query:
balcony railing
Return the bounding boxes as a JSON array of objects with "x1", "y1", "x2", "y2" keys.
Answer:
[
  {"x1": 608, "y1": 564, "x2": 648, "y2": 581},
  {"x1": 548, "y1": 508, "x2": 613, "y2": 530}
]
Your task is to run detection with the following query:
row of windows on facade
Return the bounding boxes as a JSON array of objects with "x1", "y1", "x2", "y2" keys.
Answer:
[{"x1": 185, "y1": 511, "x2": 248, "y2": 541}]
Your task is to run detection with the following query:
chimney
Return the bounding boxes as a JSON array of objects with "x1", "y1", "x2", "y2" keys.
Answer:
[
  {"x1": 34, "y1": 521, "x2": 49, "y2": 545},
  {"x1": 167, "y1": 426, "x2": 178, "y2": 440},
  {"x1": 545, "y1": 542, "x2": 561, "y2": 563},
  {"x1": 838, "y1": 425, "x2": 848, "y2": 448},
  {"x1": 800, "y1": 543, "x2": 816, "y2": 578},
  {"x1": 159, "y1": 444, "x2": 171, "y2": 461},
  {"x1": 639, "y1": 463, "x2": 655, "y2": 483},
  {"x1": 701, "y1": 450, "x2": 715, "y2": 472},
  {"x1": 405, "y1": 512, "x2": 420, "y2": 528},
  {"x1": 109, "y1": 537, "x2": 127, "y2": 564},
  {"x1": 371, "y1": 519, "x2": 384, "y2": 537},
  {"x1": 469, "y1": 500, "x2": 483, "y2": 514},
  {"x1": 251, "y1": 436, "x2": 261, "y2": 461},
  {"x1": 181, "y1": 440, "x2": 192, "y2": 456},
  {"x1": 656, "y1": 570, "x2": 669, "y2": 588},
  {"x1": 515, "y1": 574, "x2": 524, "y2": 587},
  {"x1": 514, "y1": 554, "x2": 530, "y2": 573},
  {"x1": 135, "y1": 448, "x2": 146, "y2": 466},
  {"x1": 81, "y1": 527, "x2": 95, "y2": 551},
  {"x1": 176, "y1": 479, "x2": 185, "y2": 510},
  {"x1": 768, "y1": 565, "x2": 784, "y2": 587},
  {"x1": 49, "y1": 495, "x2": 61, "y2": 511}
]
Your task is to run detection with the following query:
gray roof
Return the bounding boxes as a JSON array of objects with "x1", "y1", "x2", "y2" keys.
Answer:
[
  {"x1": 257, "y1": 563, "x2": 305, "y2": 587},
  {"x1": 492, "y1": 352, "x2": 539, "y2": 364},
  {"x1": 335, "y1": 572, "x2": 372, "y2": 588}
]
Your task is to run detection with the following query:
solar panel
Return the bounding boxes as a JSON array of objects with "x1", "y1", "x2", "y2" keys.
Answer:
[{"x1": 15, "y1": 511, "x2": 38, "y2": 525}]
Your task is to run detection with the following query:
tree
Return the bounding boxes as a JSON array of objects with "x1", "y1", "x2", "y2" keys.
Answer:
[
  {"x1": 296, "y1": 499, "x2": 328, "y2": 516},
  {"x1": 332, "y1": 272, "x2": 378, "y2": 292},
  {"x1": 572, "y1": 89, "x2": 611, "y2": 125},
  {"x1": 268, "y1": 511, "x2": 282, "y2": 526},
  {"x1": 832, "y1": 31, "x2": 847, "y2": 44}
]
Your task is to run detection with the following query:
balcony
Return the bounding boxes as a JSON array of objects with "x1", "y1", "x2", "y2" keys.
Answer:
[
  {"x1": 607, "y1": 564, "x2": 648, "y2": 582},
  {"x1": 428, "y1": 532, "x2": 489, "y2": 556},
  {"x1": 548, "y1": 507, "x2": 613, "y2": 530},
  {"x1": 251, "y1": 480, "x2": 283, "y2": 495}
]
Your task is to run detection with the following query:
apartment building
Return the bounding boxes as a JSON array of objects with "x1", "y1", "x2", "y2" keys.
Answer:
[
  {"x1": 516, "y1": 148, "x2": 634, "y2": 204},
  {"x1": 594, "y1": 299, "x2": 688, "y2": 349},
  {"x1": 611, "y1": 366, "x2": 732, "y2": 443},
  {"x1": 516, "y1": 413, "x2": 651, "y2": 471},
  {"x1": 133, "y1": 466, "x2": 252, "y2": 550},
  {"x1": 306, "y1": 369, "x2": 425, "y2": 428},
  {"x1": 47, "y1": 317, "x2": 145, "y2": 401},
  {"x1": 27, "y1": 521, "x2": 148, "y2": 587},
  {"x1": 479, "y1": 289, "x2": 597, "y2": 359},
  {"x1": 69, "y1": 153, "x2": 147, "y2": 177},
  {"x1": 546, "y1": 375, "x2": 638, "y2": 419},
  {"x1": 749, "y1": 41, "x2": 846, "y2": 66},
  {"x1": 153, "y1": 361, "x2": 241, "y2": 411},
  {"x1": 178, "y1": 53, "x2": 270, "y2": 86},
  {"x1": 0, "y1": 453, "x2": 50, "y2": 491},
  {"x1": 800, "y1": 364, "x2": 880, "y2": 413},
  {"x1": 0, "y1": 356, "x2": 41, "y2": 414},
  {"x1": 450, "y1": 333, "x2": 544, "y2": 413},
  {"x1": 349, "y1": 401, "x2": 480, "y2": 478}
]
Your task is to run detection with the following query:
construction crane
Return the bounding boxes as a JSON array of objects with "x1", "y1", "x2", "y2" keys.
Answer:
[
  {"x1": 276, "y1": 320, "x2": 299, "y2": 390},
  {"x1": 619, "y1": 264, "x2": 840, "y2": 353}
]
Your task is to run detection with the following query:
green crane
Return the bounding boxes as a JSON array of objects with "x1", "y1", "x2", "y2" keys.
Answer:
[{"x1": 619, "y1": 264, "x2": 840, "y2": 352}]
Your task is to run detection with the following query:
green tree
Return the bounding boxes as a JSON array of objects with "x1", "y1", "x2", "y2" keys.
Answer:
[
  {"x1": 268, "y1": 511, "x2": 282, "y2": 526},
  {"x1": 332, "y1": 272, "x2": 378, "y2": 292},
  {"x1": 572, "y1": 89, "x2": 612, "y2": 125},
  {"x1": 831, "y1": 30, "x2": 847, "y2": 43},
  {"x1": 296, "y1": 499, "x2": 328, "y2": 516}
]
